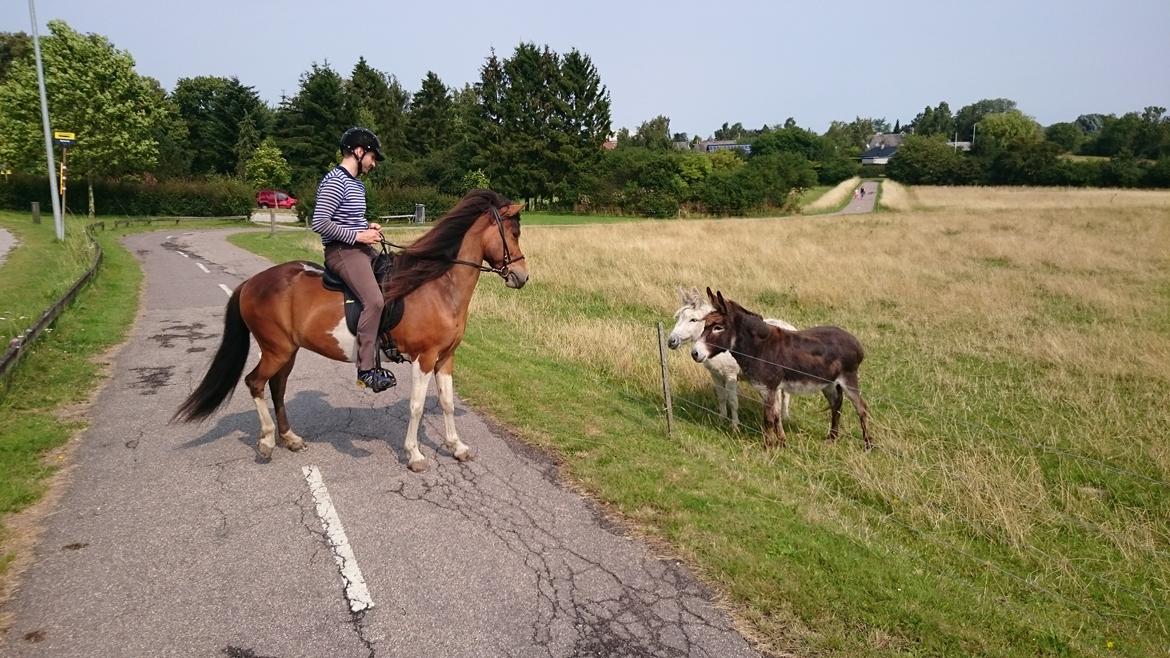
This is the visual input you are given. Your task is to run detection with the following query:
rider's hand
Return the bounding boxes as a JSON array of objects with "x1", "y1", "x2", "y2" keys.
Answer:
[
  {"x1": 355, "y1": 228, "x2": 382, "y2": 245},
  {"x1": 368, "y1": 222, "x2": 382, "y2": 231}
]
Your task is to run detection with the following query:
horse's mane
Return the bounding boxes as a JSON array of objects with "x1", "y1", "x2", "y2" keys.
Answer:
[{"x1": 384, "y1": 189, "x2": 512, "y2": 300}]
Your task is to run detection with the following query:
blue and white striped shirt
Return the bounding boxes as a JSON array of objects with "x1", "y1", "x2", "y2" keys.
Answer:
[{"x1": 311, "y1": 166, "x2": 367, "y2": 246}]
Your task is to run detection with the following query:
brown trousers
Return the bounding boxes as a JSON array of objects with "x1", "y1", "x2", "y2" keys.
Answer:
[{"x1": 324, "y1": 243, "x2": 384, "y2": 370}]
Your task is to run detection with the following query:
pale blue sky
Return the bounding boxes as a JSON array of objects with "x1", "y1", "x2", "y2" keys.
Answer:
[{"x1": 5, "y1": 0, "x2": 1169, "y2": 138}]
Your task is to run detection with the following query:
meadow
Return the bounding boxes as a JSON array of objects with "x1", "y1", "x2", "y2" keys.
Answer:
[{"x1": 232, "y1": 187, "x2": 1170, "y2": 657}]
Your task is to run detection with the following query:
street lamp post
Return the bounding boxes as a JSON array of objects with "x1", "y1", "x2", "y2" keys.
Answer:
[{"x1": 28, "y1": 0, "x2": 63, "y2": 240}]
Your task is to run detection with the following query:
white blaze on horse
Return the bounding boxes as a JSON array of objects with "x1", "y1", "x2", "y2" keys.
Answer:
[
  {"x1": 173, "y1": 189, "x2": 528, "y2": 472},
  {"x1": 667, "y1": 286, "x2": 795, "y2": 430},
  {"x1": 691, "y1": 288, "x2": 872, "y2": 450}
]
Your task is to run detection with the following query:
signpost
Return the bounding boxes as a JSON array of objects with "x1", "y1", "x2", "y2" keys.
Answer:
[{"x1": 54, "y1": 131, "x2": 75, "y2": 214}]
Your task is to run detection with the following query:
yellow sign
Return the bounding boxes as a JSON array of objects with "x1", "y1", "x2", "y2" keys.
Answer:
[{"x1": 53, "y1": 131, "x2": 76, "y2": 140}]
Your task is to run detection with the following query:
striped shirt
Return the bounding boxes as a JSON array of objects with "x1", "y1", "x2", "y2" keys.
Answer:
[{"x1": 311, "y1": 166, "x2": 367, "y2": 246}]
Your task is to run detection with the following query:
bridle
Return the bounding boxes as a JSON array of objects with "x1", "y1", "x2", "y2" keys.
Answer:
[{"x1": 380, "y1": 205, "x2": 523, "y2": 281}]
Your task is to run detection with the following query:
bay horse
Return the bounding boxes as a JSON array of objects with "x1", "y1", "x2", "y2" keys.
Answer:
[
  {"x1": 691, "y1": 288, "x2": 872, "y2": 450},
  {"x1": 173, "y1": 189, "x2": 528, "y2": 472},
  {"x1": 667, "y1": 286, "x2": 796, "y2": 429}
]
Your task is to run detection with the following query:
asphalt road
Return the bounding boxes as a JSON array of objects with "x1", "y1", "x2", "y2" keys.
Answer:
[
  {"x1": 832, "y1": 180, "x2": 879, "y2": 215},
  {"x1": 1, "y1": 228, "x2": 760, "y2": 658},
  {"x1": 0, "y1": 227, "x2": 16, "y2": 266}
]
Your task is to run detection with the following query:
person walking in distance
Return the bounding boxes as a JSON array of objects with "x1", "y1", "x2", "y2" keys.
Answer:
[{"x1": 311, "y1": 127, "x2": 395, "y2": 392}]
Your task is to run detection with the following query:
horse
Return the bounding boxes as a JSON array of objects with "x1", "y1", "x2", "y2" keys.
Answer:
[
  {"x1": 691, "y1": 288, "x2": 871, "y2": 450},
  {"x1": 173, "y1": 189, "x2": 529, "y2": 472},
  {"x1": 667, "y1": 286, "x2": 796, "y2": 429}
]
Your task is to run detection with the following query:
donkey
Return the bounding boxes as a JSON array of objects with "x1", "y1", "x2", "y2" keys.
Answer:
[
  {"x1": 667, "y1": 286, "x2": 795, "y2": 429},
  {"x1": 691, "y1": 288, "x2": 872, "y2": 449}
]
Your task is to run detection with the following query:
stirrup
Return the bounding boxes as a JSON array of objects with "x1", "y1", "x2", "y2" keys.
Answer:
[
  {"x1": 357, "y1": 368, "x2": 396, "y2": 392},
  {"x1": 380, "y1": 343, "x2": 409, "y2": 364}
]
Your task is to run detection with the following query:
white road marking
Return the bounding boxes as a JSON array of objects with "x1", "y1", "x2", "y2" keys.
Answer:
[
  {"x1": 302, "y1": 465, "x2": 374, "y2": 613},
  {"x1": 196, "y1": 262, "x2": 210, "y2": 274},
  {"x1": 178, "y1": 251, "x2": 189, "y2": 258},
  {"x1": 218, "y1": 284, "x2": 233, "y2": 296}
]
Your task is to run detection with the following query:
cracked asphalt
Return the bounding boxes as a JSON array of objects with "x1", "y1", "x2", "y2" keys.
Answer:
[{"x1": 1, "y1": 229, "x2": 761, "y2": 658}]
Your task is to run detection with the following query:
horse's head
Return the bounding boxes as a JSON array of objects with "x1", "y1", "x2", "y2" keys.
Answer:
[
  {"x1": 667, "y1": 286, "x2": 712, "y2": 349},
  {"x1": 481, "y1": 201, "x2": 528, "y2": 289},
  {"x1": 692, "y1": 288, "x2": 740, "y2": 363}
]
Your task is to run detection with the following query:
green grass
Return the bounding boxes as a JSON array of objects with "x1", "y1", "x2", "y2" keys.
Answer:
[
  {"x1": 0, "y1": 213, "x2": 248, "y2": 577},
  {"x1": 229, "y1": 211, "x2": 1170, "y2": 658},
  {"x1": 797, "y1": 185, "x2": 832, "y2": 207}
]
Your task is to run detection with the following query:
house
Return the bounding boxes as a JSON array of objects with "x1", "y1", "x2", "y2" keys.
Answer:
[
  {"x1": 694, "y1": 139, "x2": 752, "y2": 155},
  {"x1": 860, "y1": 133, "x2": 904, "y2": 165},
  {"x1": 860, "y1": 144, "x2": 898, "y2": 165}
]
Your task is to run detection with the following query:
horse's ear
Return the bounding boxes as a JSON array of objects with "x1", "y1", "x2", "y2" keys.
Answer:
[{"x1": 503, "y1": 202, "x2": 525, "y2": 217}]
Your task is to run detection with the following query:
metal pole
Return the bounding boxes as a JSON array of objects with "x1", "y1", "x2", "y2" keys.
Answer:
[
  {"x1": 656, "y1": 321, "x2": 674, "y2": 437},
  {"x1": 28, "y1": 0, "x2": 63, "y2": 241}
]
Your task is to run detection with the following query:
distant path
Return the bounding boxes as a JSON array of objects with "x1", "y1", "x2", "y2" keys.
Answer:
[
  {"x1": 832, "y1": 180, "x2": 879, "y2": 215},
  {"x1": 0, "y1": 228, "x2": 17, "y2": 267}
]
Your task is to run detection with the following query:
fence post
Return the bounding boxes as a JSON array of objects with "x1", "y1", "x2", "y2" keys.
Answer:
[
  {"x1": 656, "y1": 321, "x2": 674, "y2": 437},
  {"x1": 269, "y1": 206, "x2": 276, "y2": 237},
  {"x1": 414, "y1": 203, "x2": 425, "y2": 224},
  {"x1": 31, "y1": 201, "x2": 41, "y2": 224}
]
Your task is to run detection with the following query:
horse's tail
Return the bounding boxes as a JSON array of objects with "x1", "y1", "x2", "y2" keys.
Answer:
[{"x1": 172, "y1": 286, "x2": 250, "y2": 422}]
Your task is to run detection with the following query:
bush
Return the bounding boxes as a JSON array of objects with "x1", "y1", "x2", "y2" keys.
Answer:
[
  {"x1": 0, "y1": 174, "x2": 252, "y2": 216},
  {"x1": 295, "y1": 181, "x2": 460, "y2": 225}
]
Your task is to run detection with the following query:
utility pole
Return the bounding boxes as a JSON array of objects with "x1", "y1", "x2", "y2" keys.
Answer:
[{"x1": 28, "y1": 0, "x2": 64, "y2": 241}]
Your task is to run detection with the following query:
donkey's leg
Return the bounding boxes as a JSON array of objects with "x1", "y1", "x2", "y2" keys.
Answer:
[
  {"x1": 269, "y1": 355, "x2": 306, "y2": 453},
  {"x1": 840, "y1": 371, "x2": 873, "y2": 450},
  {"x1": 763, "y1": 389, "x2": 786, "y2": 448},
  {"x1": 707, "y1": 369, "x2": 728, "y2": 421},
  {"x1": 823, "y1": 383, "x2": 844, "y2": 442},
  {"x1": 780, "y1": 390, "x2": 792, "y2": 420},
  {"x1": 436, "y1": 357, "x2": 472, "y2": 462},
  {"x1": 244, "y1": 348, "x2": 294, "y2": 460},
  {"x1": 404, "y1": 357, "x2": 435, "y2": 472}
]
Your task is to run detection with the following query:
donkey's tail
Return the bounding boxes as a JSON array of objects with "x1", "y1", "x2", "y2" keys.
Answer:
[{"x1": 172, "y1": 286, "x2": 250, "y2": 422}]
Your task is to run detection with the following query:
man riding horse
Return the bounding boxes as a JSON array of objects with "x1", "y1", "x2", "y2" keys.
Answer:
[{"x1": 312, "y1": 127, "x2": 395, "y2": 392}]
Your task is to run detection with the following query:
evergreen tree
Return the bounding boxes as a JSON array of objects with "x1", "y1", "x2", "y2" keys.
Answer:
[
  {"x1": 347, "y1": 57, "x2": 409, "y2": 160},
  {"x1": 172, "y1": 76, "x2": 268, "y2": 175},
  {"x1": 408, "y1": 71, "x2": 455, "y2": 155},
  {"x1": 272, "y1": 62, "x2": 356, "y2": 186}
]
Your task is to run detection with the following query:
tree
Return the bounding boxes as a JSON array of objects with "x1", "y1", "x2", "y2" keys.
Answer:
[
  {"x1": 272, "y1": 62, "x2": 356, "y2": 187},
  {"x1": 173, "y1": 76, "x2": 269, "y2": 175},
  {"x1": 714, "y1": 122, "x2": 746, "y2": 141},
  {"x1": 244, "y1": 138, "x2": 292, "y2": 191},
  {"x1": 887, "y1": 135, "x2": 982, "y2": 184},
  {"x1": 629, "y1": 115, "x2": 672, "y2": 150},
  {"x1": 0, "y1": 20, "x2": 160, "y2": 214},
  {"x1": 910, "y1": 102, "x2": 954, "y2": 137},
  {"x1": 346, "y1": 57, "x2": 409, "y2": 160},
  {"x1": 893, "y1": 119, "x2": 901, "y2": 133},
  {"x1": 142, "y1": 77, "x2": 191, "y2": 179},
  {"x1": 956, "y1": 98, "x2": 1017, "y2": 143},
  {"x1": 1044, "y1": 122, "x2": 1084, "y2": 153},
  {"x1": 552, "y1": 48, "x2": 611, "y2": 201},
  {"x1": 823, "y1": 117, "x2": 881, "y2": 152},
  {"x1": 407, "y1": 71, "x2": 455, "y2": 155},
  {"x1": 0, "y1": 32, "x2": 32, "y2": 83},
  {"x1": 973, "y1": 110, "x2": 1042, "y2": 155}
]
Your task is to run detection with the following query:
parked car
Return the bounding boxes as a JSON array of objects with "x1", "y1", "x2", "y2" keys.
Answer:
[{"x1": 257, "y1": 189, "x2": 297, "y2": 209}]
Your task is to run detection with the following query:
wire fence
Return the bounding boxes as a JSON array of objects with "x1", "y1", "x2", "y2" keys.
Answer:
[{"x1": 653, "y1": 321, "x2": 1169, "y2": 632}]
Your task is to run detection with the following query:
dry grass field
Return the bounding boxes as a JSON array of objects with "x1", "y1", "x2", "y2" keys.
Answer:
[{"x1": 233, "y1": 187, "x2": 1170, "y2": 657}]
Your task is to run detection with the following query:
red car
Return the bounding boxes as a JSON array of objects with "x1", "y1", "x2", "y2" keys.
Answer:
[{"x1": 257, "y1": 189, "x2": 297, "y2": 209}]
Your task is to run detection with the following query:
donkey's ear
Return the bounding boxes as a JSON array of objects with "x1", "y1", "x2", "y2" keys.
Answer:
[
  {"x1": 676, "y1": 286, "x2": 689, "y2": 303},
  {"x1": 706, "y1": 287, "x2": 718, "y2": 306}
]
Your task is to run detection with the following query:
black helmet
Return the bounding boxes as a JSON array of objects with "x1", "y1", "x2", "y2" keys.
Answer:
[{"x1": 339, "y1": 127, "x2": 385, "y2": 162}]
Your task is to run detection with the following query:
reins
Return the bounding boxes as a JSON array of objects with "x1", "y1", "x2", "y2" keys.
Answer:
[{"x1": 377, "y1": 205, "x2": 523, "y2": 280}]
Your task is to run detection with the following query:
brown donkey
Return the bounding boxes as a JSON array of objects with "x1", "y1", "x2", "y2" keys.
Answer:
[{"x1": 691, "y1": 288, "x2": 872, "y2": 449}]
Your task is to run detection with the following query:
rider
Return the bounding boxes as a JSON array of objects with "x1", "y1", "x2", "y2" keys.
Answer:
[{"x1": 311, "y1": 127, "x2": 395, "y2": 392}]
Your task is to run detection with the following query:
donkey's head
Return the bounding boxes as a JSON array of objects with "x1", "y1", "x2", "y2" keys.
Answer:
[
  {"x1": 691, "y1": 288, "x2": 742, "y2": 363},
  {"x1": 667, "y1": 286, "x2": 712, "y2": 349}
]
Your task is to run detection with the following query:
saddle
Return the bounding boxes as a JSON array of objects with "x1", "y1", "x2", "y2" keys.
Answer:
[{"x1": 317, "y1": 253, "x2": 408, "y2": 364}]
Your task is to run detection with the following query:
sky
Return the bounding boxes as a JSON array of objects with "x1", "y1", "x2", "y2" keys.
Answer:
[{"x1": 4, "y1": 0, "x2": 1169, "y2": 139}]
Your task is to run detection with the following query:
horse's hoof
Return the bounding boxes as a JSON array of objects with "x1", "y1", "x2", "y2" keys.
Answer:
[
  {"x1": 280, "y1": 434, "x2": 307, "y2": 452},
  {"x1": 453, "y1": 446, "x2": 474, "y2": 462},
  {"x1": 257, "y1": 443, "x2": 274, "y2": 460},
  {"x1": 408, "y1": 459, "x2": 429, "y2": 473}
]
